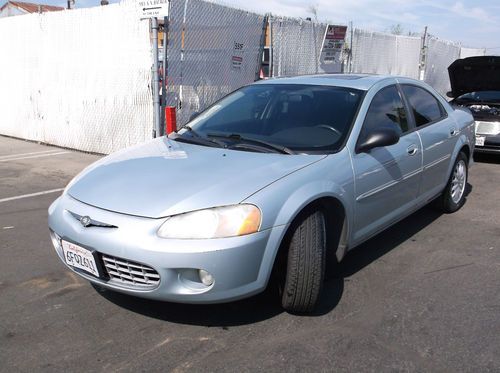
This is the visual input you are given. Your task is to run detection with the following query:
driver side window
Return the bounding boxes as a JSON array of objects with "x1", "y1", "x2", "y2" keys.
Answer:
[{"x1": 360, "y1": 85, "x2": 409, "y2": 140}]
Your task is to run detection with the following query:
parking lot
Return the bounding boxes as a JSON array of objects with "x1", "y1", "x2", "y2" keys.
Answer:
[{"x1": 0, "y1": 134, "x2": 499, "y2": 372}]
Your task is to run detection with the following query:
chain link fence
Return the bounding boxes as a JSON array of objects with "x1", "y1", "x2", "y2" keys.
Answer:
[
  {"x1": 459, "y1": 46, "x2": 487, "y2": 59},
  {"x1": 424, "y1": 37, "x2": 461, "y2": 96},
  {"x1": 0, "y1": 0, "x2": 491, "y2": 153},
  {"x1": 349, "y1": 29, "x2": 422, "y2": 79},
  {"x1": 166, "y1": 0, "x2": 265, "y2": 126},
  {"x1": 0, "y1": 2, "x2": 152, "y2": 154},
  {"x1": 270, "y1": 17, "x2": 330, "y2": 77}
]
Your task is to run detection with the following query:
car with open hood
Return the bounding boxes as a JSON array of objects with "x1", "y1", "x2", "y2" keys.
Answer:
[
  {"x1": 448, "y1": 56, "x2": 500, "y2": 154},
  {"x1": 48, "y1": 74, "x2": 475, "y2": 313}
]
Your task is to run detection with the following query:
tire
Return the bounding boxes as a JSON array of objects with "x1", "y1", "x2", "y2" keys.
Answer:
[
  {"x1": 437, "y1": 151, "x2": 468, "y2": 213},
  {"x1": 281, "y1": 209, "x2": 326, "y2": 313}
]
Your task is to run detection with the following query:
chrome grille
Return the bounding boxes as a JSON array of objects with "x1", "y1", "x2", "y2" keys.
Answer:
[
  {"x1": 102, "y1": 254, "x2": 160, "y2": 289},
  {"x1": 475, "y1": 121, "x2": 500, "y2": 136}
]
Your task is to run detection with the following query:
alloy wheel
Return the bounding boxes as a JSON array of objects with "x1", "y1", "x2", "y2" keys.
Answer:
[{"x1": 450, "y1": 160, "x2": 466, "y2": 204}]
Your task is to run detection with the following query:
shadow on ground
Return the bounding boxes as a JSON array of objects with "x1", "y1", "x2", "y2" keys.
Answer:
[
  {"x1": 474, "y1": 153, "x2": 500, "y2": 165},
  {"x1": 96, "y1": 201, "x2": 466, "y2": 325}
]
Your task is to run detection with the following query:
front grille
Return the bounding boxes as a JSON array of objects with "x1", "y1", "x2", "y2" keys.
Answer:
[
  {"x1": 102, "y1": 254, "x2": 160, "y2": 289},
  {"x1": 476, "y1": 121, "x2": 500, "y2": 136}
]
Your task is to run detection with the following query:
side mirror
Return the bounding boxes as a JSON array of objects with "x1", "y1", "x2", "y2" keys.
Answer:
[{"x1": 357, "y1": 127, "x2": 400, "y2": 153}]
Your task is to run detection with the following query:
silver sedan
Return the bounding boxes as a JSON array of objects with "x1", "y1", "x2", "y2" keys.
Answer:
[{"x1": 48, "y1": 74, "x2": 475, "y2": 313}]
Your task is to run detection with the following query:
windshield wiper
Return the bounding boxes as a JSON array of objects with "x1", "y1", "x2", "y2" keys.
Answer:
[
  {"x1": 172, "y1": 126, "x2": 226, "y2": 148},
  {"x1": 182, "y1": 125, "x2": 202, "y2": 137},
  {"x1": 207, "y1": 133, "x2": 295, "y2": 155}
]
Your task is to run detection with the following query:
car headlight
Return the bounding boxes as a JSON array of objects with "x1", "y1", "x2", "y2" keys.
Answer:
[{"x1": 157, "y1": 204, "x2": 261, "y2": 239}]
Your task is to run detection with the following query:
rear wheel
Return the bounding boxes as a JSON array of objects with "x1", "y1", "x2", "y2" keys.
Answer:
[
  {"x1": 437, "y1": 151, "x2": 468, "y2": 213},
  {"x1": 281, "y1": 209, "x2": 326, "y2": 313}
]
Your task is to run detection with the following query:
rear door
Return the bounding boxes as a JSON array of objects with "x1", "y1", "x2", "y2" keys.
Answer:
[
  {"x1": 351, "y1": 85, "x2": 422, "y2": 244},
  {"x1": 400, "y1": 84, "x2": 455, "y2": 202}
]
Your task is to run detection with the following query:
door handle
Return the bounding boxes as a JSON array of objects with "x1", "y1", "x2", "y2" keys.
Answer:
[
  {"x1": 407, "y1": 144, "x2": 418, "y2": 156},
  {"x1": 450, "y1": 127, "x2": 459, "y2": 136}
]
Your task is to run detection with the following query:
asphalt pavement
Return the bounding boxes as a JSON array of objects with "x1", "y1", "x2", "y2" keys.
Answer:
[{"x1": 0, "y1": 135, "x2": 499, "y2": 372}]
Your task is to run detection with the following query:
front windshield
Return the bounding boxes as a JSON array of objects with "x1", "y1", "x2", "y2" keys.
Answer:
[
  {"x1": 456, "y1": 91, "x2": 500, "y2": 103},
  {"x1": 173, "y1": 84, "x2": 363, "y2": 154}
]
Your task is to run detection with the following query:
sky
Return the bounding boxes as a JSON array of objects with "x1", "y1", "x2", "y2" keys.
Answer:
[{"x1": 44, "y1": 0, "x2": 500, "y2": 50}]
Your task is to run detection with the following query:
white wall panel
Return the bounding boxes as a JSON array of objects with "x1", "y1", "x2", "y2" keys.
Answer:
[
  {"x1": 0, "y1": 3, "x2": 153, "y2": 154},
  {"x1": 424, "y1": 37, "x2": 461, "y2": 97},
  {"x1": 459, "y1": 47, "x2": 486, "y2": 59},
  {"x1": 351, "y1": 29, "x2": 421, "y2": 79}
]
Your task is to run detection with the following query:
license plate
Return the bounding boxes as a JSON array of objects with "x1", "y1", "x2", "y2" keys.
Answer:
[
  {"x1": 475, "y1": 136, "x2": 485, "y2": 147},
  {"x1": 62, "y1": 240, "x2": 100, "y2": 277}
]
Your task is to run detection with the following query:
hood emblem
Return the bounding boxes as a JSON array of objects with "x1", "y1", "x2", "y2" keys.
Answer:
[
  {"x1": 68, "y1": 211, "x2": 117, "y2": 229},
  {"x1": 80, "y1": 216, "x2": 91, "y2": 227}
]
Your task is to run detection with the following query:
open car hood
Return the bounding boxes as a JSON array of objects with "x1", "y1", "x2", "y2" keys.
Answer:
[{"x1": 448, "y1": 56, "x2": 500, "y2": 98}]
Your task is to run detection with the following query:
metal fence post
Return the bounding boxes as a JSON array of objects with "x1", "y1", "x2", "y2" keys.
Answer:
[
  {"x1": 313, "y1": 21, "x2": 318, "y2": 74},
  {"x1": 151, "y1": 17, "x2": 161, "y2": 138},
  {"x1": 349, "y1": 22, "x2": 354, "y2": 73},
  {"x1": 269, "y1": 16, "x2": 273, "y2": 77},
  {"x1": 255, "y1": 15, "x2": 268, "y2": 81},
  {"x1": 419, "y1": 26, "x2": 428, "y2": 81},
  {"x1": 161, "y1": 15, "x2": 169, "y2": 135}
]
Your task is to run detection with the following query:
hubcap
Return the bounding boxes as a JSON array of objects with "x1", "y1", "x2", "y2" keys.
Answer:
[{"x1": 450, "y1": 160, "x2": 466, "y2": 204}]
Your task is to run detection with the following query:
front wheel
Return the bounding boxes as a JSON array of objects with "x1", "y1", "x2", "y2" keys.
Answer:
[
  {"x1": 281, "y1": 209, "x2": 326, "y2": 313},
  {"x1": 437, "y1": 151, "x2": 468, "y2": 213}
]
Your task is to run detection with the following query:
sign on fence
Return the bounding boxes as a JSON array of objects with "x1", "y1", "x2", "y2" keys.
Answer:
[
  {"x1": 137, "y1": 0, "x2": 168, "y2": 18},
  {"x1": 320, "y1": 25, "x2": 347, "y2": 66},
  {"x1": 232, "y1": 41, "x2": 245, "y2": 69}
]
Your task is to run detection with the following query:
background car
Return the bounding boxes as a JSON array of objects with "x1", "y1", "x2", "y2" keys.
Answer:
[
  {"x1": 49, "y1": 74, "x2": 475, "y2": 313},
  {"x1": 448, "y1": 56, "x2": 500, "y2": 154}
]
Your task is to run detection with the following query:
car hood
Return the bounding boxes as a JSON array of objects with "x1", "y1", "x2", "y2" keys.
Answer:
[
  {"x1": 448, "y1": 56, "x2": 500, "y2": 98},
  {"x1": 67, "y1": 137, "x2": 326, "y2": 218}
]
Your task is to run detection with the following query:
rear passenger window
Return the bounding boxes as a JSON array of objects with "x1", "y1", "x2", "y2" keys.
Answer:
[
  {"x1": 401, "y1": 85, "x2": 445, "y2": 127},
  {"x1": 362, "y1": 85, "x2": 409, "y2": 137}
]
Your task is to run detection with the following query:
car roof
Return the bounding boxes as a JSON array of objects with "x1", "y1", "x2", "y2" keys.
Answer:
[{"x1": 255, "y1": 74, "x2": 400, "y2": 91}]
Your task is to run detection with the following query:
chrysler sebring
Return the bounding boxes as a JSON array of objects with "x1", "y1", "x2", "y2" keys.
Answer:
[{"x1": 48, "y1": 74, "x2": 474, "y2": 313}]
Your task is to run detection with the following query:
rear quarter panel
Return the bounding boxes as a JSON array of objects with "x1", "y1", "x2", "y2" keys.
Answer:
[
  {"x1": 421, "y1": 79, "x2": 475, "y2": 161},
  {"x1": 448, "y1": 104, "x2": 476, "y2": 167}
]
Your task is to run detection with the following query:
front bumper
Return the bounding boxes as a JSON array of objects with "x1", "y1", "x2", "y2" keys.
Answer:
[
  {"x1": 475, "y1": 134, "x2": 500, "y2": 154},
  {"x1": 48, "y1": 194, "x2": 287, "y2": 304},
  {"x1": 475, "y1": 120, "x2": 500, "y2": 154}
]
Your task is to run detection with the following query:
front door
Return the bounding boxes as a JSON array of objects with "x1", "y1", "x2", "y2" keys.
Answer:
[{"x1": 351, "y1": 85, "x2": 422, "y2": 244}]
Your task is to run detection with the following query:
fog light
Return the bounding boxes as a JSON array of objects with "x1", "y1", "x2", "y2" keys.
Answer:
[{"x1": 198, "y1": 269, "x2": 214, "y2": 286}]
